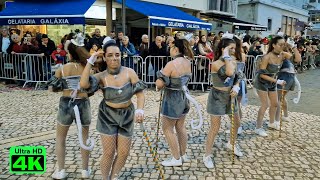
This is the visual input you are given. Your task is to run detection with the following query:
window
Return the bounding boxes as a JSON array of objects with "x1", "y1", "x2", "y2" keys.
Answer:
[
  {"x1": 217, "y1": 22, "x2": 223, "y2": 27},
  {"x1": 268, "y1": 18, "x2": 272, "y2": 31},
  {"x1": 310, "y1": 0, "x2": 316, "y2": 3},
  {"x1": 282, "y1": 16, "x2": 287, "y2": 34}
]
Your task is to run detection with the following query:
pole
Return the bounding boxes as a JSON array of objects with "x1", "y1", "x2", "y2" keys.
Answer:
[
  {"x1": 106, "y1": 0, "x2": 113, "y2": 34},
  {"x1": 122, "y1": 0, "x2": 126, "y2": 34},
  {"x1": 148, "y1": 18, "x2": 151, "y2": 47}
]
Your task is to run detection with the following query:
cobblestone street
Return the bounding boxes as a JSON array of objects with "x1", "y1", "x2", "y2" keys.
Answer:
[{"x1": 1, "y1": 71, "x2": 320, "y2": 180}]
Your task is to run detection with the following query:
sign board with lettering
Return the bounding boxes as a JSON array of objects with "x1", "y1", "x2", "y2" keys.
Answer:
[
  {"x1": 234, "y1": 25, "x2": 267, "y2": 31},
  {"x1": 0, "y1": 17, "x2": 85, "y2": 25},
  {"x1": 150, "y1": 18, "x2": 212, "y2": 31}
]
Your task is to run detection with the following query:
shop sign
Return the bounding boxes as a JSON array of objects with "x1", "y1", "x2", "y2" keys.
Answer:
[
  {"x1": 7, "y1": 18, "x2": 70, "y2": 25},
  {"x1": 1, "y1": 17, "x2": 85, "y2": 25},
  {"x1": 150, "y1": 18, "x2": 212, "y2": 31}
]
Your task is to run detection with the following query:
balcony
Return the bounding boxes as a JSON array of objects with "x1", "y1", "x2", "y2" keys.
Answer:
[{"x1": 207, "y1": 0, "x2": 237, "y2": 16}]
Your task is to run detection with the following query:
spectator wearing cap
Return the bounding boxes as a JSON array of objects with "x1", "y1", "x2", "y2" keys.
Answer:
[
  {"x1": 39, "y1": 34, "x2": 56, "y2": 56},
  {"x1": 51, "y1": 44, "x2": 67, "y2": 64}
]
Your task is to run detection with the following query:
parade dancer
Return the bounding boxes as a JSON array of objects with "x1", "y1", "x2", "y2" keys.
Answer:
[
  {"x1": 155, "y1": 39, "x2": 197, "y2": 167},
  {"x1": 48, "y1": 33, "x2": 94, "y2": 179},
  {"x1": 253, "y1": 36, "x2": 290, "y2": 137},
  {"x1": 275, "y1": 37, "x2": 302, "y2": 122},
  {"x1": 229, "y1": 35, "x2": 247, "y2": 134},
  {"x1": 204, "y1": 36, "x2": 243, "y2": 169},
  {"x1": 80, "y1": 39, "x2": 147, "y2": 180}
]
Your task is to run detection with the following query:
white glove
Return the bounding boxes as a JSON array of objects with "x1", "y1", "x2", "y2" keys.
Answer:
[
  {"x1": 276, "y1": 79, "x2": 285, "y2": 85},
  {"x1": 135, "y1": 109, "x2": 144, "y2": 116},
  {"x1": 222, "y1": 48, "x2": 232, "y2": 61},
  {"x1": 232, "y1": 85, "x2": 240, "y2": 94},
  {"x1": 87, "y1": 53, "x2": 98, "y2": 65}
]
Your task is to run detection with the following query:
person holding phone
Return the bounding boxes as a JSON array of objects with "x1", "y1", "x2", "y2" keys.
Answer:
[{"x1": 248, "y1": 41, "x2": 263, "y2": 57}]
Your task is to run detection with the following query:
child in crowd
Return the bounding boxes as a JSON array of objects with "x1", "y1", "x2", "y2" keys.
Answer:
[{"x1": 51, "y1": 44, "x2": 67, "y2": 64}]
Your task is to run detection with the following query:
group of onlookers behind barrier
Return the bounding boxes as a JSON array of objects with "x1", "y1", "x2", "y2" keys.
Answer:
[{"x1": 0, "y1": 53, "x2": 313, "y2": 91}]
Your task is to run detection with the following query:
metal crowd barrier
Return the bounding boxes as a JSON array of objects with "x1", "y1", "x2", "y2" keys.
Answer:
[
  {"x1": 121, "y1": 56, "x2": 144, "y2": 79},
  {"x1": 142, "y1": 56, "x2": 173, "y2": 84},
  {"x1": 0, "y1": 53, "x2": 28, "y2": 81},
  {"x1": 23, "y1": 54, "x2": 54, "y2": 89},
  {"x1": 244, "y1": 55, "x2": 256, "y2": 86},
  {"x1": 190, "y1": 56, "x2": 211, "y2": 91}
]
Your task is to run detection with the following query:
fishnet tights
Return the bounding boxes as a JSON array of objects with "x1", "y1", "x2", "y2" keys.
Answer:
[
  {"x1": 162, "y1": 116, "x2": 188, "y2": 159},
  {"x1": 55, "y1": 124, "x2": 91, "y2": 171},
  {"x1": 100, "y1": 134, "x2": 132, "y2": 180},
  {"x1": 205, "y1": 114, "x2": 240, "y2": 156}
]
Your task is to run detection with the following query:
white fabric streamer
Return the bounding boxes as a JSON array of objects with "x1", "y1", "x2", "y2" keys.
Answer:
[
  {"x1": 73, "y1": 105, "x2": 95, "y2": 151},
  {"x1": 253, "y1": 87, "x2": 259, "y2": 97},
  {"x1": 293, "y1": 76, "x2": 301, "y2": 104},
  {"x1": 182, "y1": 86, "x2": 203, "y2": 129}
]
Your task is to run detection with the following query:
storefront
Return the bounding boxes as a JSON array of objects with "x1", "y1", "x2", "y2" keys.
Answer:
[
  {"x1": 116, "y1": 0, "x2": 212, "y2": 41},
  {"x1": 0, "y1": 0, "x2": 111, "y2": 44}
]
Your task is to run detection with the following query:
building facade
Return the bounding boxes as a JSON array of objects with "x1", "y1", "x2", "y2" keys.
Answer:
[
  {"x1": 307, "y1": 0, "x2": 320, "y2": 37},
  {"x1": 141, "y1": 0, "x2": 238, "y2": 33},
  {"x1": 238, "y1": 0, "x2": 309, "y2": 37}
]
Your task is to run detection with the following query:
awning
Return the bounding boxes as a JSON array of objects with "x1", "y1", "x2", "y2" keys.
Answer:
[
  {"x1": 116, "y1": 0, "x2": 212, "y2": 31},
  {"x1": 0, "y1": 0, "x2": 96, "y2": 25},
  {"x1": 211, "y1": 15, "x2": 267, "y2": 31}
]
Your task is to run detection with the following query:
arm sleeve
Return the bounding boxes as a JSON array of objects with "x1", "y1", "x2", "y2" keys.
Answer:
[
  {"x1": 156, "y1": 71, "x2": 170, "y2": 86},
  {"x1": 80, "y1": 75, "x2": 100, "y2": 94},
  {"x1": 133, "y1": 80, "x2": 148, "y2": 94},
  {"x1": 46, "y1": 76, "x2": 66, "y2": 92}
]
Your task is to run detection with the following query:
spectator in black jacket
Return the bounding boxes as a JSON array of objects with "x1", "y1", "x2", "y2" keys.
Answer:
[
  {"x1": 39, "y1": 34, "x2": 56, "y2": 56},
  {"x1": 148, "y1": 36, "x2": 167, "y2": 81},
  {"x1": 139, "y1": 34, "x2": 149, "y2": 59},
  {"x1": 86, "y1": 28, "x2": 104, "y2": 50},
  {"x1": 116, "y1": 31, "x2": 124, "y2": 47}
]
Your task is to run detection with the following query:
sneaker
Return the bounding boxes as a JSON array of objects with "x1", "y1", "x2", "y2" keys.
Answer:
[
  {"x1": 181, "y1": 154, "x2": 191, "y2": 163},
  {"x1": 225, "y1": 126, "x2": 243, "y2": 135},
  {"x1": 226, "y1": 142, "x2": 244, "y2": 157},
  {"x1": 268, "y1": 122, "x2": 280, "y2": 131},
  {"x1": 161, "y1": 157, "x2": 182, "y2": 167},
  {"x1": 282, "y1": 116, "x2": 290, "y2": 121},
  {"x1": 237, "y1": 126, "x2": 243, "y2": 135},
  {"x1": 255, "y1": 128, "x2": 268, "y2": 137},
  {"x1": 81, "y1": 169, "x2": 91, "y2": 179},
  {"x1": 203, "y1": 154, "x2": 214, "y2": 168},
  {"x1": 52, "y1": 169, "x2": 67, "y2": 179}
]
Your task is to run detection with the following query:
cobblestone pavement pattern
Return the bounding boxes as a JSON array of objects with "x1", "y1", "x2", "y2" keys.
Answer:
[{"x1": 0, "y1": 70, "x2": 320, "y2": 179}]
